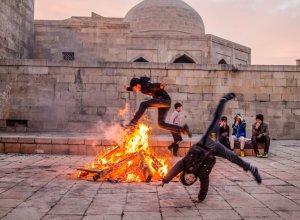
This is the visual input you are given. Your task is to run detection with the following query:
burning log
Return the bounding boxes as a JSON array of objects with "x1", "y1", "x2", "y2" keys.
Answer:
[
  {"x1": 139, "y1": 153, "x2": 153, "y2": 182},
  {"x1": 77, "y1": 123, "x2": 169, "y2": 182},
  {"x1": 78, "y1": 152, "x2": 140, "y2": 181},
  {"x1": 100, "y1": 146, "x2": 122, "y2": 161},
  {"x1": 144, "y1": 152, "x2": 163, "y2": 172}
]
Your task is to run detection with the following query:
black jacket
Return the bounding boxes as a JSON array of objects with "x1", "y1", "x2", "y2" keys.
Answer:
[
  {"x1": 127, "y1": 77, "x2": 171, "y2": 100},
  {"x1": 162, "y1": 144, "x2": 215, "y2": 184}
]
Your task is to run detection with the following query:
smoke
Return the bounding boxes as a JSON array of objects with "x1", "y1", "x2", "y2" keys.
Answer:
[
  {"x1": 94, "y1": 103, "x2": 131, "y2": 146},
  {"x1": 95, "y1": 120, "x2": 126, "y2": 146}
]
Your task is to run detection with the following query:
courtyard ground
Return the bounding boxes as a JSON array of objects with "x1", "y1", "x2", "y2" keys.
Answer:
[{"x1": 0, "y1": 140, "x2": 299, "y2": 220}]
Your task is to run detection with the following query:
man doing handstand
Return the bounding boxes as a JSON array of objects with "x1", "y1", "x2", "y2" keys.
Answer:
[{"x1": 159, "y1": 93, "x2": 262, "y2": 202}]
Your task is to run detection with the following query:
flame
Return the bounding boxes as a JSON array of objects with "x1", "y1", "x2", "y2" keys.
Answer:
[
  {"x1": 119, "y1": 103, "x2": 129, "y2": 117},
  {"x1": 78, "y1": 122, "x2": 169, "y2": 182}
]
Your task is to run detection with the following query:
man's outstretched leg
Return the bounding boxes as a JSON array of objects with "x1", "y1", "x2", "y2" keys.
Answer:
[
  {"x1": 214, "y1": 142, "x2": 261, "y2": 183},
  {"x1": 198, "y1": 92, "x2": 262, "y2": 184},
  {"x1": 199, "y1": 92, "x2": 236, "y2": 146},
  {"x1": 128, "y1": 99, "x2": 171, "y2": 126},
  {"x1": 158, "y1": 107, "x2": 192, "y2": 137}
]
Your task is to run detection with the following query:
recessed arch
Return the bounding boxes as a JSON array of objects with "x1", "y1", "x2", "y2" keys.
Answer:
[
  {"x1": 133, "y1": 57, "x2": 149, "y2": 62},
  {"x1": 173, "y1": 54, "x2": 195, "y2": 63},
  {"x1": 218, "y1": 59, "x2": 227, "y2": 64}
]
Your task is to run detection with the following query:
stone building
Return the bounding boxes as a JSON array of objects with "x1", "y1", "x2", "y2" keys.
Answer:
[
  {"x1": 0, "y1": 0, "x2": 299, "y2": 139},
  {"x1": 33, "y1": 0, "x2": 251, "y2": 65}
]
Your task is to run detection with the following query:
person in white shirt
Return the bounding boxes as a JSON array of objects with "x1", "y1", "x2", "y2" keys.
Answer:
[{"x1": 168, "y1": 103, "x2": 183, "y2": 156}]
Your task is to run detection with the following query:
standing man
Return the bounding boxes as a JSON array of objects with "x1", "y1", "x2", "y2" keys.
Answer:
[
  {"x1": 168, "y1": 103, "x2": 184, "y2": 156},
  {"x1": 126, "y1": 77, "x2": 192, "y2": 137},
  {"x1": 252, "y1": 114, "x2": 270, "y2": 158}
]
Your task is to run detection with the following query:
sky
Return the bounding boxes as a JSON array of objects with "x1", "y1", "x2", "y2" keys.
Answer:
[{"x1": 34, "y1": 0, "x2": 300, "y2": 65}]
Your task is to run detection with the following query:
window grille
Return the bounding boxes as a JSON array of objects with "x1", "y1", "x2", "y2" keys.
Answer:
[{"x1": 62, "y1": 52, "x2": 75, "y2": 61}]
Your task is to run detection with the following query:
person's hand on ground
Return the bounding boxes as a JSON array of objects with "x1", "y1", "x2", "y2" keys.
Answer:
[{"x1": 191, "y1": 198, "x2": 201, "y2": 203}]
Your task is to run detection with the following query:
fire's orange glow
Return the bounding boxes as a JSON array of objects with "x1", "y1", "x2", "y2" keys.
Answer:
[{"x1": 77, "y1": 123, "x2": 169, "y2": 182}]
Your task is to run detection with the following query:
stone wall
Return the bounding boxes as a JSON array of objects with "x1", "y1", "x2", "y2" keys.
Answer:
[
  {"x1": 0, "y1": 0, "x2": 34, "y2": 59},
  {"x1": 0, "y1": 59, "x2": 299, "y2": 139}
]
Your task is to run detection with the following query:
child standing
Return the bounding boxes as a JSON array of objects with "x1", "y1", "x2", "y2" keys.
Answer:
[{"x1": 168, "y1": 103, "x2": 183, "y2": 156}]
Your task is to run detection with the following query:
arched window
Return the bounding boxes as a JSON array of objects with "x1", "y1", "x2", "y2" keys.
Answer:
[
  {"x1": 173, "y1": 55, "x2": 195, "y2": 63},
  {"x1": 218, "y1": 59, "x2": 227, "y2": 64},
  {"x1": 133, "y1": 57, "x2": 149, "y2": 62}
]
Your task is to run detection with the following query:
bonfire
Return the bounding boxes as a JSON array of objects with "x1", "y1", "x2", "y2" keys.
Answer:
[{"x1": 77, "y1": 123, "x2": 169, "y2": 182}]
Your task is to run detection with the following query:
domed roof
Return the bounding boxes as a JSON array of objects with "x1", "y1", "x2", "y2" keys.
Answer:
[{"x1": 124, "y1": 0, "x2": 205, "y2": 35}]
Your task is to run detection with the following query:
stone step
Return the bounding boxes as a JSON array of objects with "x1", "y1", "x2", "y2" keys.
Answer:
[{"x1": 0, "y1": 133, "x2": 263, "y2": 156}]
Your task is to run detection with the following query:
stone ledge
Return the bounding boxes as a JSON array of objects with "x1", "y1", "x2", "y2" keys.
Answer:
[
  {"x1": 1, "y1": 59, "x2": 300, "y2": 72},
  {"x1": 0, "y1": 134, "x2": 264, "y2": 157}
]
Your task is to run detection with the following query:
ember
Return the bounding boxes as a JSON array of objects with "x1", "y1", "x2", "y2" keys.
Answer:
[{"x1": 77, "y1": 123, "x2": 169, "y2": 182}]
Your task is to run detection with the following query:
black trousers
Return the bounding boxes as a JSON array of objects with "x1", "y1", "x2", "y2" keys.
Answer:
[
  {"x1": 168, "y1": 132, "x2": 183, "y2": 155},
  {"x1": 251, "y1": 135, "x2": 270, "y2": 153},
  {"x1": 131, "y1": 98, "x2": 184, "y2": 134}
]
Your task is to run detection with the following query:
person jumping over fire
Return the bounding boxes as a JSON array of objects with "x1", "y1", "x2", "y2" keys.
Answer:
[
  {"x1": 158, "y1": 93, "x2": 262, "y2": 202},
  {"x1": 125, "y1": 77, "x2": 192, "y2": 138}
]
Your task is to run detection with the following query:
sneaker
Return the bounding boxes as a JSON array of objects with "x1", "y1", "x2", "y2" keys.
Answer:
[
  {"x1": 251, "y1": 166, "x2": 262, "y2": 184},
  {"x1": 167, "y1": 145, "x2": 173, "y2": 150},
  {"x1": 240, "y1": 150, "x2": 245, "y2": 157},
  {"x1": 262, "y1": 152, "x2": 269, "y2": 158},
  {"x1": 255, "y1": 152, "x2": 262, "y2": 158},
  {"x1": 183, "y1": 124, "x2": 192, "y2": 138},
  {"x1": 221, "y1": 92, "x2": 236, "y2": 101},
  {"x1": 173, "y1": 149, "x2": 178, "y2": 157}
]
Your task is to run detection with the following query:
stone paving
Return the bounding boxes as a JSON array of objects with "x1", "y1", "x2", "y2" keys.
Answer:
[{"x1": 0, "y1": 140, "x2": 299, "y2": 220}]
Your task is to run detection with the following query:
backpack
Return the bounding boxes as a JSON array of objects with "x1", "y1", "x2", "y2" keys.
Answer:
[{"x1": 183, "y1": 144, "x2": 216, "y2": 177}]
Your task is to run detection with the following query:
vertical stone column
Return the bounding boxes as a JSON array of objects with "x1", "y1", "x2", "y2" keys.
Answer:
[{"x1": 0, "y1": 0, "x2": 34, "y2": 59}]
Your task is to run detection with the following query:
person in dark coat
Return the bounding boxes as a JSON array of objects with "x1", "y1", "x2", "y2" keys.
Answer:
[
  {"x1": 126, "y1": 77, "x2": 192, "y2": 137},
  {"x1": 252, "y1": 114, "x2": 270, "y2": 158},
  {"x1": 219, "y1": 116, "x2": 230, "y2": 148},
  {"x1": 158, "y1": 93, "x2": 262, "y2": 202}
]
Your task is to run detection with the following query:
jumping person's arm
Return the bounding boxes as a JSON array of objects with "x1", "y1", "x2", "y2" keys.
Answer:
[{"x1": 144, "y1": 82, "x2": 160, "y2": 91}]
